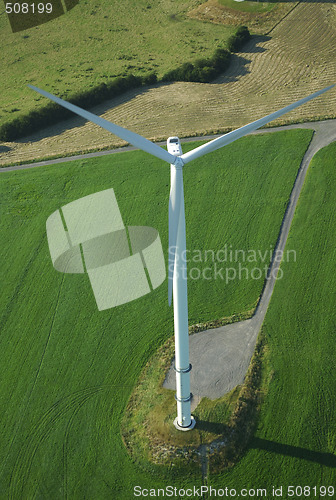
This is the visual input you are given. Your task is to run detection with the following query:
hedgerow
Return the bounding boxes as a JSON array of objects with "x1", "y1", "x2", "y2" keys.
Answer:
[
  {"x1": 161, "y1": 48, "x2": 231, "y2": 83},
  {"x1": 0, "y1": 74, "x2": 154, "y2": 141},
  {"x1": 0, "y1": 27, "x2": 251, "y2": 141}
]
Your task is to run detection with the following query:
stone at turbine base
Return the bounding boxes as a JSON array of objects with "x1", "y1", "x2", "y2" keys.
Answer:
[{"x1": 173, "y1": 416, "x2": 196, "y2": 431}]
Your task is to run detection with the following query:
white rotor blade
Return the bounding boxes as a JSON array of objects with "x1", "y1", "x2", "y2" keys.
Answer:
[
  {"x1": 181, "y1": 84, "x2": 335, "y2": 164},
  {"x1": 28, "y1": 85, "x2": 176, "y2": 165},
  {"x1": 168, "y1": 166, "x2": 182, "y2": 306}
]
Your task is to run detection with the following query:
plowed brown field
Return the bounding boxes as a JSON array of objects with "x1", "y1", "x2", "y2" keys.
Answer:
[{"x1": 1, "y1": 1, "x2": 335, "y2": 166}]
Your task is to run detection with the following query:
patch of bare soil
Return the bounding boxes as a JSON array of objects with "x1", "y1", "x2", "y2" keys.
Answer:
[{"x1": 187, "y1": 0, "x2": 299, "y2": 35}]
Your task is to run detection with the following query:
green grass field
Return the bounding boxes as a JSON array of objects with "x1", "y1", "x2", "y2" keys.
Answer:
[
  {"x1": 0, "y1": 0, "x2": 235, "y2": 128},
  {"x1": 0, "y1": 130, "x2": 314, "y2": 498},
  {"x1": 208, "y1": 141, "x2": 336, "y2": 494}
]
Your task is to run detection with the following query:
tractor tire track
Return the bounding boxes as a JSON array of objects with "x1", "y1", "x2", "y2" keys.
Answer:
[
  {"x1": 62, "y1": 392, "x2": 102, "y2": 500},
  {"x1": 9, "y1": 386, "x2": 106, "y2": 499},
  {"x1": 1, "y1": 237, "x2": 60, "y2": 482},
  {"x1": 0, "y1": 234, "x2": 45, "y2": 331}
]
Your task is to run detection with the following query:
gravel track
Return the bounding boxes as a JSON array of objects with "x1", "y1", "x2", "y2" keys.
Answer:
[
  {"x1": 163, "y1": 119, "x2": 336, "y2": 405},
  {"x1": 1, "y1": 116, "x2": 335, "y2": 405}
]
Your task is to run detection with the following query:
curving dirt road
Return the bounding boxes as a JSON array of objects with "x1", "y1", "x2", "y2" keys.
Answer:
[{"x1": 163, "y1": 119, "x2": 336, "y2": 407}]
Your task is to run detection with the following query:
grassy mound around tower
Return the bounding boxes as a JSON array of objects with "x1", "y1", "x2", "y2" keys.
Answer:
[{"x1": 121, "y1": 318, "x2": 270, "y2": 470}]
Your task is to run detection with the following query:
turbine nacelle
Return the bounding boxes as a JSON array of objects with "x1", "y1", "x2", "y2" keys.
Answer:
[
  {"x1": 28, "y1": 82, "x2": 335, "y2": 308},
  {"x1": 28, "y1": 82, "x2": 335, "y2": 431},
  {"x1": 167, "y1": 136, "x2": 183, "y2": 157},
  {"x1": 167, "y1": 137, "x2": 184, "y2": 169}
]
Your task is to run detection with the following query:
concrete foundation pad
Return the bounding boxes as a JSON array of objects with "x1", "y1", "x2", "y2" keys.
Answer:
[{"x1": 174, "y1": 416, "x2": 196, "y2": 431}]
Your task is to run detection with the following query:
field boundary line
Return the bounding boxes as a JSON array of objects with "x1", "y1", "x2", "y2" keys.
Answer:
[
  {"x1": 1, "y1": 119, "x2": 335, "y2": 172},
  {"x1": 265, "y1": 1, "x2": 301, "y2": 36}
]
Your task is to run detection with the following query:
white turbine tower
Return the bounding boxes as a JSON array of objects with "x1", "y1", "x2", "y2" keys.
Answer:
[{"x1": 29, "y1": 83, "x2": 334, "y2": 430}]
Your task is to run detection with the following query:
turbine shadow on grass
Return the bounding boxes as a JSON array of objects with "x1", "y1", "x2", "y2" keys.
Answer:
[
  {"x1": 195, "y1": 422, "x2": 336, "y2": 468},
  {"x1": 251, "y1": 437, "x2": 336, "y2": 467},
  {"x1": 194, "y1": 419, "x2": 229, "y2": 435}
]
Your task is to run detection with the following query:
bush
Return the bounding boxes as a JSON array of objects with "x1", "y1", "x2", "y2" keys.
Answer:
[
  {"x1": 141, "y1": 72, "x2": 157, "y2": 85},
  {"x1": 227, "y1": 25, "x2": 251, "y2": 53},
  {"x1": 161, "y1": 49, "x2": 231, "y2": 83}
]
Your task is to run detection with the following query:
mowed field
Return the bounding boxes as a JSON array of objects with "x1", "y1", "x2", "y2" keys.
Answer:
[
  {"x1": 209, "y1": 141, "x2": 336, "y2": 495},
  {"x1": 1, "y1": 1, "x2": 335, "y2": 166},
  {"x1": 0, "y1": 130, "x2": 312, "y2": 498},
  {"x1": 0, "y1": 0, "x2": 235, "y2": 126}
]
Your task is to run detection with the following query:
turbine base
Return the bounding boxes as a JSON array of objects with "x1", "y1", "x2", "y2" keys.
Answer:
[{"x1": 173, "y1": 416, "x2": 196, "y2": 431}]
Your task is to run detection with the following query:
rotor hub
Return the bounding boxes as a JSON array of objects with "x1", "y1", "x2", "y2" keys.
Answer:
[{"x1": 173, "y1": 156, "x2": 184, "y2": 169}]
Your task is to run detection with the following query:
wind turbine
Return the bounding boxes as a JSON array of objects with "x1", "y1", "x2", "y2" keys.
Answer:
[{"x1": 29, "y1": 83, "x2": 334, "y2": 430}]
